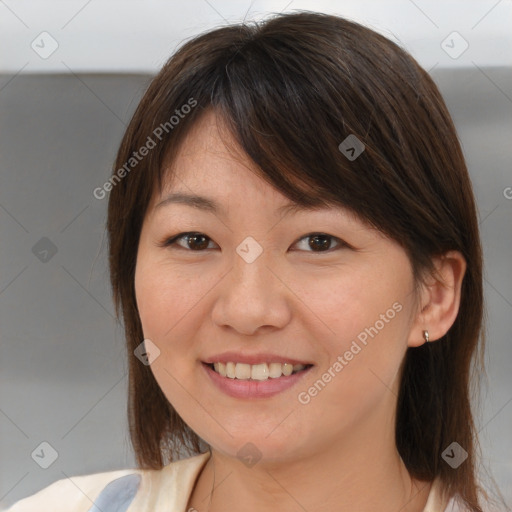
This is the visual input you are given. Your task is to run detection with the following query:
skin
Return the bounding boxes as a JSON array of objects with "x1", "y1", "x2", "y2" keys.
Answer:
[{"x1": 134, "y1": 110, "x2": 466, "y2": 512}]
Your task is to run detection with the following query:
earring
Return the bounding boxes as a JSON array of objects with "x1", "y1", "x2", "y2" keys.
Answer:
[{"x1": 423, "y1": 330, "x2": 430, "y2": 343}]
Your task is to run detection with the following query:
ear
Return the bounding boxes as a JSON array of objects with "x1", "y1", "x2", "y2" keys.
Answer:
[{"x1": 408, "y1": 250, "x2": 467, "y2": 347}]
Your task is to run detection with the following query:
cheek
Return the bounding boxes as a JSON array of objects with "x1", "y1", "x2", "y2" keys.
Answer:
[
  {"x1": 291, "y1": 262, "x2": 413, "y2": 410},
  {"x1": 291, "y1": 260, "x2": 412, "y2": 349},
  {"x1": 134, "y1": 259, "x2": 209, "y2": 414},
  {"x1": 134, "y1": 256, "x2": 227, "y2": 393},
  {"x1": 135, "y1": 256, "x2": 213, "y2": 342}
]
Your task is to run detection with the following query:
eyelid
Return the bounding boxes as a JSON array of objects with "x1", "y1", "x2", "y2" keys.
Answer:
[{"x1": 158, "y1": 232, "x2": 353, "y2": 252}]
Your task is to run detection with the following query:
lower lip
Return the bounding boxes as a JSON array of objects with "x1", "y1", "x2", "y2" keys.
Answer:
[{"x1": 202, "y1": 363, "x2": 313, "y2": 399}]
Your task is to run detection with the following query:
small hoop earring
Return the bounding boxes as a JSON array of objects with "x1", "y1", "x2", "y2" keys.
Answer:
[{"x1": 423, "y1": 330, "x2": 430, "y2": 343}]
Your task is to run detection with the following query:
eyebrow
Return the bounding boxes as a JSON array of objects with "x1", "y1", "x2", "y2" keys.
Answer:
[{"x1": 154, "y1": 192, "x2": 328, "y2": 218}]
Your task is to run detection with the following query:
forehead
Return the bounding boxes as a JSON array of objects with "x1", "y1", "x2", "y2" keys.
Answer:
[
  {"x1": 158, "y1": 110, "x2": 288, "y2": 203},
  {"x1": 172, "y1": 110, "x2": 241, "y2": 164},
  {"x1": 152, "y1": 111, "x2": 368, "y2": 227}
]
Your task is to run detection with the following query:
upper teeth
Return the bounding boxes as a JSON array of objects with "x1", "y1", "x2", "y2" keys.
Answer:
[{"x1": 212, "y1": 362, "x2": 306, "y2": 380}]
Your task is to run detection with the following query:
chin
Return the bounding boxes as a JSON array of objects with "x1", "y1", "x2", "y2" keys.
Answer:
[{"x1": 200, "y1": 426, "x2": 317, "y2": 466}]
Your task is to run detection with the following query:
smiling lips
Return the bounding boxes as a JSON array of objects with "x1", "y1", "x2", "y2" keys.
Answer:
[
  {"x1": 202, "y1": 352, "x2": 313, "y2": 397},
  {"x1": 211, "y1": 361, "x2": 308, "y2": 380},
  {"x1": 203, "y1": 360, "x2": 313, "y2": 399}
]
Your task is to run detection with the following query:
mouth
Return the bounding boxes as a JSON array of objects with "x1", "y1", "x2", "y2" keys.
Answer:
[
  {"x1": 201, "y1": 361, "x2": 314, "y2": 399},
  {"x1": 205, "y1": 361, "x2": 313, "y2": 380}
]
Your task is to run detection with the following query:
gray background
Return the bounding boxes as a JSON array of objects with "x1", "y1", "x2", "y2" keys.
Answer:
[{"x1": 1, "y1": 1, "x2": 511, "y2": 510}]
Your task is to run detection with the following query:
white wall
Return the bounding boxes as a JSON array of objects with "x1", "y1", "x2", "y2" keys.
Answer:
[{"x1": 1, "y1": 0, "x2": 511, "y2": 73}]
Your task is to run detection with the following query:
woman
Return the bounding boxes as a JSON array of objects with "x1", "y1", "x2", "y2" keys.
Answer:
[{"x1": 7, "y1": 10, "x2": 494, "y2": 512}]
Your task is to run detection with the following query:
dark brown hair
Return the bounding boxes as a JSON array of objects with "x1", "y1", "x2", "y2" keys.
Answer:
[{"x1": 107, "y1": 11, "x2": 488, "y2": 511}]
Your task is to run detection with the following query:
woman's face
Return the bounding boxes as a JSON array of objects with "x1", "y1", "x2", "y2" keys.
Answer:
[{"x1": 135, "y1": 111, "x2": 421, "y2": 463}]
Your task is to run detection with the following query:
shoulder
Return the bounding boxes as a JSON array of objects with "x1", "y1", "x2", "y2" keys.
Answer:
[
  {"x1": 3, "y1": 452, "x2": 211, "y2": 512},
  {"x1": 3, "y1": 468, "x2": 140, "y2": 512}
]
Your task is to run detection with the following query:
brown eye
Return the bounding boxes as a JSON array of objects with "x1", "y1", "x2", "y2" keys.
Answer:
[
  {"x1": 185, "y1": 233, "x2": 210, "y2": 250},
  {"x1": 163, "y1": 232, "x2": 215, "y2": 251},
  {"x1": 308, "y1": 234, "x2": 332, "y2": 251},
  {"x1": 294, "y1": 233, "x2": 344, "y2": 252}
]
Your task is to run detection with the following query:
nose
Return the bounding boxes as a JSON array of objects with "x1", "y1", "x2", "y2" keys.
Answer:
[{"x1": 211, "y1": 249, "x2": 293, "y2": 336}]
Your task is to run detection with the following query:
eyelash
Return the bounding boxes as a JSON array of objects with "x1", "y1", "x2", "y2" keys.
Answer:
[{"x1": 158, "y1": 232, "x2": 350, "y2": 253}]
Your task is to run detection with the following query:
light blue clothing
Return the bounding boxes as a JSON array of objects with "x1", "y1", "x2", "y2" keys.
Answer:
[{"x1": 86, "y1": 473, "x2": 141, "y2": 512}]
